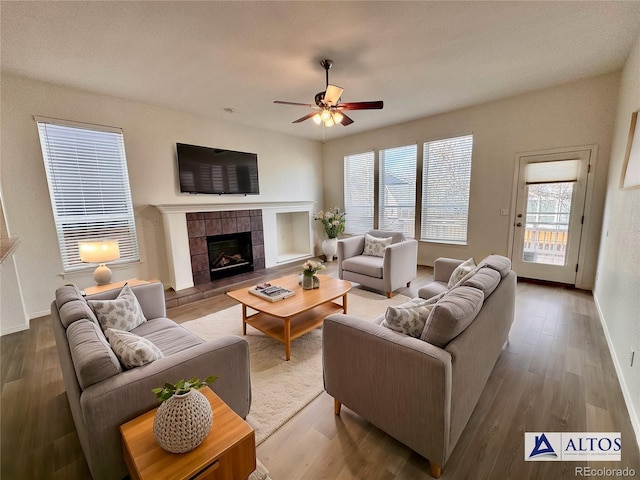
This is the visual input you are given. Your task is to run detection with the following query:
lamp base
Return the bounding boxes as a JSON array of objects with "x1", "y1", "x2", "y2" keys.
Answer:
[{"x1": 93, "y1": 264, "x2": 113, "y2": 285}]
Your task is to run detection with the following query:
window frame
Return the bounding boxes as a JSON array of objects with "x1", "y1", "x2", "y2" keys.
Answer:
[
  {"x1": 342, "y1": 133, "x2": 473, "y2": 245},
  {"x1": 36, "y1": 116, "x2": 140, "y2": 273}
]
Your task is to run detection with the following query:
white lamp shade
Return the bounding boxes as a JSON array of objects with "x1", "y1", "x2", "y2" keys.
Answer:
[{"x1": 78, "y1": 240, "x2": 120, "y2": 263}]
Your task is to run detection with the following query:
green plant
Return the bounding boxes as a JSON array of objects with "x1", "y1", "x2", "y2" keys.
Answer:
[{"x1": 152, "y1": 376, "x2": 218, "y2": 403}]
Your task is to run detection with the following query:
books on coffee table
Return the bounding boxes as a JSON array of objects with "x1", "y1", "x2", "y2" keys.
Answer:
[{"x1": 248, "y1": 283, "x2": 295, "y2": 302}]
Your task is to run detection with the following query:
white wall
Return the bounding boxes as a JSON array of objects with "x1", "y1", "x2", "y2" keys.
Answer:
[
  {"x1": 0, "y1": 73, "x2": 323, "y2": 320},
  {"x1": 323, "y1": 73, "x2": 620, "y2": 289},
  {"x1": 595, "y1": 34, "x2": 640, "y2": 445}
]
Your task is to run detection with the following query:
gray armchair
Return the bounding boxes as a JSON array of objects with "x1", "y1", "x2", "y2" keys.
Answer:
[{"x1": 337, "y1": 229, "x2": 418, "y2": 298}]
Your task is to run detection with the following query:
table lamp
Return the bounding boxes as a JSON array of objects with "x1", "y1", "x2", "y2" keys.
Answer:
[{"x1": 78, "y1": 239, "x2": 120, "y2": 285}]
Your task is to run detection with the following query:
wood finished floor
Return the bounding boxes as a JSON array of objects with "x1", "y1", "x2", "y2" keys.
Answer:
[{"x1": 1, "y1": 260, "x2": 638, "y2": 480}]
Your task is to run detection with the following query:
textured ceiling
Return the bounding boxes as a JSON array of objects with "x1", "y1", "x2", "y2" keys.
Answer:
[{"x1": 2, "y1": 1, "x2": 639, "y2": 142}]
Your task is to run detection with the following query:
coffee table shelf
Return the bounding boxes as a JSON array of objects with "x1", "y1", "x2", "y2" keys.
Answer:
[
  {"x1": 244, "y1": 300, "x2": 345, "y2": 344},
  {"x1": 227, "y1": 274, "x2": 351, "y2": 360}
]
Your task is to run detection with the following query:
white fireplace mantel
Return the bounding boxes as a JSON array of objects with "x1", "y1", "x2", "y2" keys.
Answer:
[{"x1": 154, "y1": 201, "x2": 315, "y2": 291}]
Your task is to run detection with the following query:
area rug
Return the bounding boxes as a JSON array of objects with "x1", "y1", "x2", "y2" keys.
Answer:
[{"x1": 181, "y1": 288, "x2": 410, "y2": 445}]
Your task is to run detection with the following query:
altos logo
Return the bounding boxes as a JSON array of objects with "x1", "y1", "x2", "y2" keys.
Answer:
[{"x1": 525, "y1": 432, "x2": 621, "y2": 461}]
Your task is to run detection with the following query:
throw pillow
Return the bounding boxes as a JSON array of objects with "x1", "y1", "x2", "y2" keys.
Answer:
[
  {"x1": 107, "y1": 328, "x2": 164, "y2": 369},
  {"x1": 421, "y1": 286, "x2": 484, "y2": 347},
  {"x1": 382, "y1": 293, "x2": 445, "y2": 337},
  {"x1": 447, "y1": 257, "x2": 477, "y2": 288},
  {"x1": 363, "y1": 234, "x2": 392, "y2": 257},
  {"x1": 88, "y1": 283, "x2": 147, "y2": 334}
]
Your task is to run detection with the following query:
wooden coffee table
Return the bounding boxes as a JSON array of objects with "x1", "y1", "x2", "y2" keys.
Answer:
[{"x1": 226, "y1": 274, "x2": 351, "y2": 360}]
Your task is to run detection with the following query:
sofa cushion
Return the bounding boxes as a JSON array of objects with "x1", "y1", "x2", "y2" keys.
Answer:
[
  {"x1": 67, "y1": 319, "x2": 122, "y2": 389},
  {"x1": 479, "y1": 254, "x2": 511, "y2": 277},
  {"x1": 421, "y1": 286, "x2": 484, "y2": 347},
  {"x1": 342, "y1": 255, "x2": 384, "y2": 278},
  {"x1": 89, "y1": 283, "x2": 147, "y2": 335},
  {"x1": 363, "y1": 233, "x2": 392, "y2": 257},
  {"x1": 55, "y1": 284, "x2": 85, "y2": 309},
  {"x1": 382, "y1": 292, "x2": 446, "y2": 337},
  {"x1": 367, "y1": 229, "x2": 406, "y2": 244},
  {"x1": 107, "y1": 328, "x2": 164, "y2": 369},
  {"x1": 447, "y1": 257, "x2": 477, "y2": 288},
  {"x1": 131, "y1": 318, "x2": 204, "y2": 356},
  {"x1": 462, "y1": 266, "x2": 501, "y2": 298}
]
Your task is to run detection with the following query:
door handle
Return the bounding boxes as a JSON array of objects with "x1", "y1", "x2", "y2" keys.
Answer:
[
  {"x1": 517, "y1": 213, "x2": 523, "y2": 218},
  {"x1": 516, "y1": 223, "x2": 522, "y2": 227}
]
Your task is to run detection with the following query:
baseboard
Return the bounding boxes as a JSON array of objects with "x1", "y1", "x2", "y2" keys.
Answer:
[
  {"x1": 28, "y1": 310, "x2": 50, "y2": 320},
  {"x1": 0, "y1": 323, "x2": 29, "y2": 336},
  {"x1": 593, "y1": 291, "x2": 640, "y2": 452}
]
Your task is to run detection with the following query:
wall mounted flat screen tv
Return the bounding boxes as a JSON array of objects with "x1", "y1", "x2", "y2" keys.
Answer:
[{"x1": 177, "y1": 143, "x2": 260, "y2": 195}]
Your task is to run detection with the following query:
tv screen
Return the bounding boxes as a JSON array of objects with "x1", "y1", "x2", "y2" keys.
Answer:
[{"x1": 176, "y1": 143, "x2": 260, "y2": 195}]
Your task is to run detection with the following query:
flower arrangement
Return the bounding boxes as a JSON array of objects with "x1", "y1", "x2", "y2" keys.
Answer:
[
  {"x1": 313, "y1": 208, "x2": 346, "y2": 239},
  {"x1": 302, "y1": 260, "x2": 326, "y2": 276}
]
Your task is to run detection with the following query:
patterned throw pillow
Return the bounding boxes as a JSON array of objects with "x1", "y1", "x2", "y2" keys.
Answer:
[
  {"x1": 447, "y1": 257, "x2": 477, "y2": 288},
  {"x1": 107, "y1": 328, "x2": 164, "y2": 369},
  {"x1": 88, "y1": 283, "x2": 147, "y2": 334},
  {"x1": 363, "y1": 234, "x2": 392, "y2": 257},
  {"x1": 382, "y1": 292, "x2": 446, "y2": 337}
]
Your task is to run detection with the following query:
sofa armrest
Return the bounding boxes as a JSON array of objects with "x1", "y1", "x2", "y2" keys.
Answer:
[
  {"x1": 337, "y1": 235, "x2": 365, "y2": 277},
  {"x1": 433, "y1": 257, "x2": 464, "y2": 284},
  {"x1": 80, "y1": 336, "x2": 250, "y2": 480},
  {"x1": 382, "y1": 239, "x2": 418, "y2": 291},
  {"x1": 322, "y1": 314, "x2": 452, "y2": 465}
]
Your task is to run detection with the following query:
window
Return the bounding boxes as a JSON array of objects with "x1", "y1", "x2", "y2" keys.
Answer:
[
  {"x1": 421, "y1": 134, "x2": 473, "y2": 244},
  {"x1": 379, "y1": 145, "x2": 417, "y2": 237},
  {"x1": 36, "y1": 117, "x2": 140, "y2": 272},
  {"x1": 344, "y1": 151, "x2": 374, "y2": 234}
]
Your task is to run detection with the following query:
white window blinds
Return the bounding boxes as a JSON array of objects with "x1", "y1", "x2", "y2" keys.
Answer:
[
  {"x1": 379, "y1": 145, "x2": 417, "y2": 237},
  {"x1": 36, "y1": 117, "x2": 140, "y2": 271},
  {"x1": 344, "y1": 151, "x2": 375, "y2": 234},
  {"x1": 421, "y1": 134, "x2": 473, "y2": 244}
]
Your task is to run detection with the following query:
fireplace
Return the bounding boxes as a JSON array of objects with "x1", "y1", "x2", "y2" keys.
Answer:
[{"x1": 207, "y1": 232, "x2": 253, "y2": 280}]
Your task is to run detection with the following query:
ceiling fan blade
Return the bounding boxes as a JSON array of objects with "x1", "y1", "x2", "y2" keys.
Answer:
[
  {"x1": 338, "y1": 101, "x2": 384, "y2": 110},
  {"x1": 323, "y1": 84, "x2": 344, "y2": 106},
  {"x1": 338, "y1": 112, "x2": 354, "y2": 126},
  {"x1": 292, "y1": 111, "x2": 318, "y2": 123},
  {"x1": 274, "y1": 100, "x2": 317, "y2": 108}
]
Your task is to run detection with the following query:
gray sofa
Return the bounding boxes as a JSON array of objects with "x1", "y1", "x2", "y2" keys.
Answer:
[
  {"x1": 52, "y1": 281, "x2": 251, "y2": 480},
  {"x1": 337, "y1": 229, "x2": 418, "y2": 298},
  {"x1": 323, "y1": 255, "x2": 516, "y2": 478}
]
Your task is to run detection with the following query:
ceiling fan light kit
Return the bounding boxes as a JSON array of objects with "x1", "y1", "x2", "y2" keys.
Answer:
[{"x1": 274, "y1": 59, "x2": 383, "y2": 128}]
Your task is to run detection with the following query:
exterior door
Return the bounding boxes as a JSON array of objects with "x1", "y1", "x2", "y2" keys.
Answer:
[{"x1": 511, "y1": 149, "x2": 590, "y2": 284}]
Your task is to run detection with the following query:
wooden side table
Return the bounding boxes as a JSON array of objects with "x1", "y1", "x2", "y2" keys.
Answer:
[
  {"x1": 120, "y1": 387, "x2": 256, "y2": 480},
  {"x1": 83, "y1": 278, "x2": 159, "y2": 296}
]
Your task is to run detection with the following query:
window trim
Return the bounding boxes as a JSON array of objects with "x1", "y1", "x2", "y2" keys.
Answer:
[
  {"x1": 342, "y1": 133, "x2": 473, "y2": 245},
  {"x1": 35, "y1": 116, "x2": 140, "y2": 273}
]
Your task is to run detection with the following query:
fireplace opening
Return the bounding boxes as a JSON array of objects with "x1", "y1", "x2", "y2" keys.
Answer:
[{"x1": 207, "y1": 231, "x2": 253, "y2": 281}]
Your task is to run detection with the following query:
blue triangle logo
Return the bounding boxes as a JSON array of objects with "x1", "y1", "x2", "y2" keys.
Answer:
[{"x1": 529, "y1": 433, "x2": 558, "y2": 458}]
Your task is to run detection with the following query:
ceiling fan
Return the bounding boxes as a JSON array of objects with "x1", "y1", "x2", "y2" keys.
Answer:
[{"x1": 274, "y1": 59, "x2": 383, "y2": 127}]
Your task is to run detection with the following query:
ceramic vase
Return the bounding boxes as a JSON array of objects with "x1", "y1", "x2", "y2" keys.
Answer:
[
  {"x1": 302, "y1": 272, "x2": 320, "y2": 290},
  {"x1": 153, "y1": 389, "x2": 213, "y2": 453},
  {"x1": 322, "y1": 237, "x2": 338, "y2": 262}
]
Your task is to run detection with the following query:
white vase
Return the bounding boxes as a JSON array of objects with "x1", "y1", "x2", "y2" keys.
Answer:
[
  {"x1": 322, "y1": 237, "x2": 338, "y2": 262},
  {"x1": 153, "y1": 389, "x2": 213, "y2": 453}
]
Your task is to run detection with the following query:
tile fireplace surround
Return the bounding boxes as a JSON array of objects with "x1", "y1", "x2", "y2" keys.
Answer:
[{"x1": 155, "y1": 201, "x2": 315, "y2": 292}]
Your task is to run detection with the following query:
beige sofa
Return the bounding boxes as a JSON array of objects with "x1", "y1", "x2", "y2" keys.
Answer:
[
  {"x1": 52, "y1": 281, "x2": 251, "y2": 480},
  {"x1": 322, "y1": 255, "x2": 516, "y2": 478}
]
